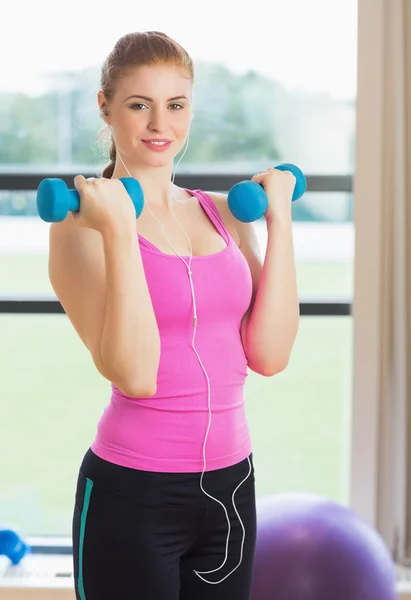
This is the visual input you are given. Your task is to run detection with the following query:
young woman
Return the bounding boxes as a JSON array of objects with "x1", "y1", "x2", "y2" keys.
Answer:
[{"x1": 49, "y1": 30, "x2": 299, "y2": 600}]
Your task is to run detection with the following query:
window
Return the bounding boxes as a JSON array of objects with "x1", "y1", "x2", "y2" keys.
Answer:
[{"x1": 0, "y1": 0, "x2": 357, "y2": 538}]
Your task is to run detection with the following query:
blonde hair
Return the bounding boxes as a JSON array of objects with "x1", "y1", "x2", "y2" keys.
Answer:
[{"x1": 100, "y1": 31, "x2": 194, "y2": 178}]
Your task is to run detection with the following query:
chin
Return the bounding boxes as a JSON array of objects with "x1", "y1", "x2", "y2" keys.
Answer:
[
  {"x1": 139, "y1": 148, "x2": 181, "y2": 168},
  {"x1": 143, "y1": 155, "x2": 173, "y2": 169},
  {"x1": 128, "y1": 142, "x2": 185, "y2": 170}
]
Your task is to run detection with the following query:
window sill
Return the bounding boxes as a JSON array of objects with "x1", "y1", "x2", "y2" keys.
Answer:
[{"x1": 1, "y1": 553, "x2": 411, "y2": 598}]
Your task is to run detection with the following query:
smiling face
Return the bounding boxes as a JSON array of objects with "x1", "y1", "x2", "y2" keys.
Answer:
[{"x1": 99, "y1": 64, "x2": 193, "y2": 170}]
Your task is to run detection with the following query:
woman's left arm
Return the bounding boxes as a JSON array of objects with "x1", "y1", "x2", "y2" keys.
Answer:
[{"x1": 237, "y1": 168, "x2": 300, "y2": 376}]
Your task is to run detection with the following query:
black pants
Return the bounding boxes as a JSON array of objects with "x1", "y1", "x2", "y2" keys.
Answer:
[{"x1": 72, "y1": 448, "x2": 257, "y2": 599}]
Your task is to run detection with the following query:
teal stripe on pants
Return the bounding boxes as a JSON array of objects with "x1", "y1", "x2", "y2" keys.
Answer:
[{"x1": 78, "y1": 477, "x2": 94, "y2": 600}]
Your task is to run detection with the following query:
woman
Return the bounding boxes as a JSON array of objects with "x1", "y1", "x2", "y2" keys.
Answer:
[{"x1": 49, "y1": 30, "x2": 299, "y2": 600}]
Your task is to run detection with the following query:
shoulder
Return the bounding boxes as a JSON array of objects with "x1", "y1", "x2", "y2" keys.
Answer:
[
  {"x1": 49, "y1": 215, "x2": 76, "y2": 252},
  {"x1": 205, "y1": 191, "x2": 261, "y2": 257},
  {"x1": 204, "y1": 191, "x2": 241, "y2": 247},
  {"x1": 49, "y1": 216, "x2": 105, "y2": 286},
  {"x1": 49, "y1": 214, "x2": 102, "y2": 253},
  {"x1": 207, "y1": 189, "x2": 263, "y2": 283}
]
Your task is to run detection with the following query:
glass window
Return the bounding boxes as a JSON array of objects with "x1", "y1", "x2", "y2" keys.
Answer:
[
  {"x1": 0, "y1": 0, "x2": 357, "y2": 540},
  {"x1": 0, "y1": 315, "x2": 352, "y2": 535}
]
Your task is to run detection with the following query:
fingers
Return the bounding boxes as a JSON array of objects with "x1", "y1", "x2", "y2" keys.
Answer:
[
  {"x1": 73, "y1": 175, "x2": 88, "y2": 191},
  {"x1": 252, "y1": 168, "x2": 295, "y2": 183},
  {"x1": 252, "y1": 168, "x2": 271, "y2": 181},
  {"x1": 251, "y1": 172, "x2": 267, "y2": 184}
]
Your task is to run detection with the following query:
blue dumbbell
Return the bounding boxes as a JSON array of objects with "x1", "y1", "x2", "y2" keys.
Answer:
[
  {"x1": 0, "y1": 529, "x2": 30, "y2": 565},
  {"x1": 36, "y1": 177, "x2": 145, "y2": 223},
  {"x1": 227, "y1": 163, "x2": 307, "y2": 223}
]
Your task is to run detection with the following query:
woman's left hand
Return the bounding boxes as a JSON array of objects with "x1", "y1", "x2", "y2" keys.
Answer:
[{"x1": 251, "y1": 167, "x2": 296, "y2": 223}]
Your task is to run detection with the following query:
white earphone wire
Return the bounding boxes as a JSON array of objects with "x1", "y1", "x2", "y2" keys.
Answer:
[{"x1": 106, "y1": 124, "x2": 251, "y2": 584}]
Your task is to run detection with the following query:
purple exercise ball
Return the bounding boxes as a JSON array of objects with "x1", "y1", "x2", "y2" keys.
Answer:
[{"x1": 251, "y1": 493, "x2": 397, "y2": 600}]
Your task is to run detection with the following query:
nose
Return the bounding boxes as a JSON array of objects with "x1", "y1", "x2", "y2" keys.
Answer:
[{"x1": 149, "y1": 109, "x2": 167, "y2": 132}]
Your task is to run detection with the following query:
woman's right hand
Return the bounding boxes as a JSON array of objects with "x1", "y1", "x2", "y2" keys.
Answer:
[{"x1": 72, "y1": 175, "x2": 137, "y2": 234}]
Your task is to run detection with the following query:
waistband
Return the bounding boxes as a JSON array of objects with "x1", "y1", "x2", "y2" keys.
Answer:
[{"x1": 79, "y1": 447, "x2": 255, "y2": 511}]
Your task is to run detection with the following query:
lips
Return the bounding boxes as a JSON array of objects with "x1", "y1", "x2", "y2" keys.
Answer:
[
  {"x1": 141, "y1": 139, "x2": 172, "y2": 152},
  {"x1": 142, "y1": 138, "x2": 171, "y2": 144}
]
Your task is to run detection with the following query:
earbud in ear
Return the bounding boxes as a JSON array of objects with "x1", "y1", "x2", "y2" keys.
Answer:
[{"x1": 190, "y1": 112, "x2": 195, "y2": 121}]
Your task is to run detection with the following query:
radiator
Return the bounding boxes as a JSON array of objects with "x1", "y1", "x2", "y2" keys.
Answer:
[
  {"x1": 0, "y1": 555, "x2": 74, "y2": 599},
  {"x1": 1, "y1": 554, "x2": 411, "y2": 599}
]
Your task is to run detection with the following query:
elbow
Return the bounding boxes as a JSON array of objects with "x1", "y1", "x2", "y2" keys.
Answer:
[
  {"x1": 264, "y1": 359, "x2": 289, "y2": 377},
  {"x1": 260, "y1": 362, "x2": 288, "y2": 377},
  {"x1": 94, "y1": 352, "x2": 159, "y2": 398},
  {"x1": 94, "y1": 358, "x2": 158, "y2": 398},
  {"x1": 249, "y1": 356, "x2": 290, "y2": 377},
  {"x1": 116, "y1": 378, "x2": 157, "y2": 398}
]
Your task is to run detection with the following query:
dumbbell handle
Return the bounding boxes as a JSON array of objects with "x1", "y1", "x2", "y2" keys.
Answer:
[
  {"x1": 66, "y1": 189, "x2": 83, "y2": 213},
  {"x1": 65, "y1": 178, "x2": 140, "y2": 213},
  {"x1": 227, "y1": 163, "x2": 306, "y2": 223},
  {"x1": 50, "y1": 178, "x2": 141, "y2": 214},
  {"x1": 37, "y1": 177, "x2": 144, "y2": 222}
]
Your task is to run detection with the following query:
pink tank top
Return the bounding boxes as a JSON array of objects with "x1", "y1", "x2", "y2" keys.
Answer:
[{"x1": 91, "y1": 189, "x2": 253, "y2": 472}]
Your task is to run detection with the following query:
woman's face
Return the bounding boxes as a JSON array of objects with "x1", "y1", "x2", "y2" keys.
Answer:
[{"x1": 100, "y1": 64, "x2": 193, "y2": 169}]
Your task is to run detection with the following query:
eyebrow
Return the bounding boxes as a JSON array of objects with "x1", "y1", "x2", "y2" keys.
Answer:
[{"x1": 124, "y1": 94, "x2": 188, "y2": 102}]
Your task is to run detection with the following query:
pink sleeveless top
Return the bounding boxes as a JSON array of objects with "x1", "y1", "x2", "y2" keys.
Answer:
[{"x1": 91, "y1": 189, "x2": 253, "y2": 472}]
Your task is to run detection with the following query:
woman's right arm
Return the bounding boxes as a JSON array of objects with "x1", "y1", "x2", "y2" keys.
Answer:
[{"x1": 48, "y1": 178, "x2": 161, "y2": 397}]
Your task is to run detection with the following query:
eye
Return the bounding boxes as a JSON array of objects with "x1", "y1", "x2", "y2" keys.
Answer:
[
  {"x1": 169, "y1": 103, "x2": 184, "y2": 110},
  {"x1": 130, "y1": 103, "x2": 148, "y2": 110}
]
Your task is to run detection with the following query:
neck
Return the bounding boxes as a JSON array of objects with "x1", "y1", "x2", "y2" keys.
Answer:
[{"x1": 111, "y1": 160, "x2": 180, "y2": 209}]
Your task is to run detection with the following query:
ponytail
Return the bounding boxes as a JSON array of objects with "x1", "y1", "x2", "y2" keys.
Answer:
[{"x1": 101, "y1": 140, "x2": 117, "y2": 178}]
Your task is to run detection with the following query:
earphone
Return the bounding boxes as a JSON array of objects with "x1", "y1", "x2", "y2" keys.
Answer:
[{"x1": 101, "y1": 110, "x2": 251, "y2": 585}]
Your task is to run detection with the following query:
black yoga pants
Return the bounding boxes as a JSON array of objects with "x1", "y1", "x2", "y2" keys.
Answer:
[{"x1": 72, "y1": 448, "x2": 257, "y2": 599}]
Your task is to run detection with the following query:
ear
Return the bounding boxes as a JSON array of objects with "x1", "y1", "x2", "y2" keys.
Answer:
[{"x1": 97, "y1": 90, "x2": 110, "y2": 124}]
